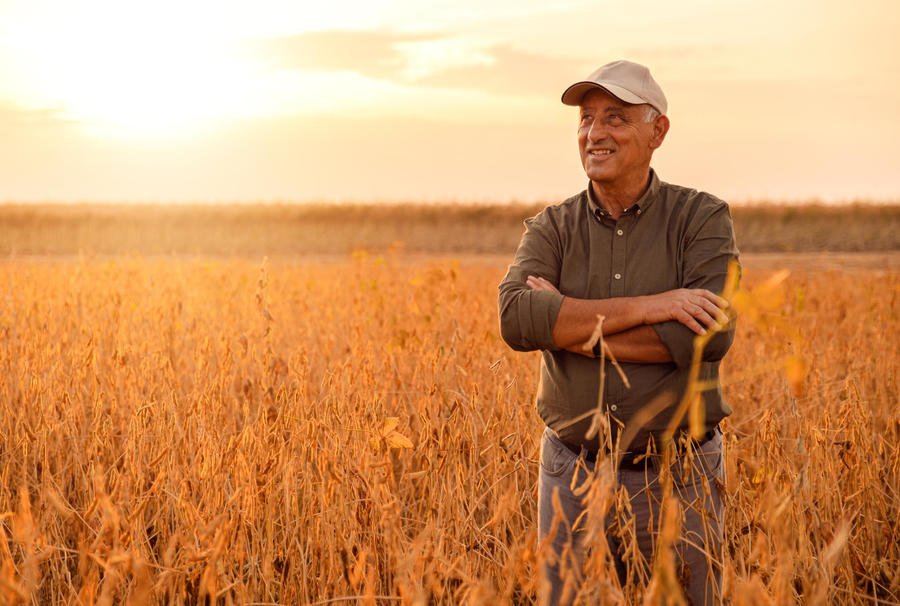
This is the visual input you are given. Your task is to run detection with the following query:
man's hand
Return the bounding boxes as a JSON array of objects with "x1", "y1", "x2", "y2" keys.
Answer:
[
  {"x1": 526, "y1": 275, "x2": 559, "y2": 294},
  {"x1": 640, "y1": 288, "x2": 729, "y2": 335}
]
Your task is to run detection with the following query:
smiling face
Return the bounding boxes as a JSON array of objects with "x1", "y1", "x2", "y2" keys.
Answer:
[{"x1": 577, "y1": 88, "x2": 669, "y2": 189}]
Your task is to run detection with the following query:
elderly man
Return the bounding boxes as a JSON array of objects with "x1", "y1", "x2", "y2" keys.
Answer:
[{"x1": 498, "y1": 60, "x2": 739, "y2": 605}]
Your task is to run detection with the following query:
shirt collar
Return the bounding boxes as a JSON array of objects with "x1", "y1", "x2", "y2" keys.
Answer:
[{"x1": 587, "y1": 168, "x2": 661, "y2": 218}]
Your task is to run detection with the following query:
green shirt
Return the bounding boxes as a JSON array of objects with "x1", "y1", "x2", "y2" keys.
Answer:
[{"x1": 498, "y1": 169, "x2": 740, "y2": 451}]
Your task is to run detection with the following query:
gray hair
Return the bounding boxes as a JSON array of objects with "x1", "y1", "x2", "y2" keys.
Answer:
[{"x1": 644, "y1": 105, "x2": 661, "y2": 123}]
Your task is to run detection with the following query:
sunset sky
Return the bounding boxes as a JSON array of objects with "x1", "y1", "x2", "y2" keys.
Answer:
[{"x1": 1, "y1": 0, "x2": 898, "y2": 203}]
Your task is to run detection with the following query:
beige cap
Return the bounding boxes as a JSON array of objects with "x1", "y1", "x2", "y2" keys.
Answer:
[{"x1": 561, "y1": 60, "x2": 667, "y2": 114}]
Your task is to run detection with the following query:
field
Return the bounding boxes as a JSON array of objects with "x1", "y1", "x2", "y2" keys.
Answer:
[
  {"x1": 0, "y1": 204, "x2": 898, "y2": 604},
  {"x1": 1, "y1": 202, "x2": 898, "y2": 256}
]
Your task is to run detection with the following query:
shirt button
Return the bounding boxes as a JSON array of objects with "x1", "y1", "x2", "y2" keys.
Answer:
[
  {"x1": 636, "y1": 209, "x2": 642, "y2": 215},
  {"x1": 616, "y1": 229, "x2": 624, "y2": 236},
  {"x1": 610, "y1": 404, "x2": 618, "y2": 411},
  {"x1": 614, "y1": 273, "x2": 622, "y2": 280}
]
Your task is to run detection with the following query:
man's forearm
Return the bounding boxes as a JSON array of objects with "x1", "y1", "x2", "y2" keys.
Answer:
[
  {"x1": 526, "y1": 274, "x2": 728, "y2": 352},
  {"x1": 551, "y1": 295, "x2": 646, "y2": 350},
  {"x1": 604, "y1": 325, "x2": 672, "y2": 363},
  {"x1": 563, "y1": 325, "x2": 673, "y2": 363}
]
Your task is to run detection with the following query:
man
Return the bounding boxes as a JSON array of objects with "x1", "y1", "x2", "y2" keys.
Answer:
[{"x1": 498, "y1": 60, "x2": 739, "y2": 605}]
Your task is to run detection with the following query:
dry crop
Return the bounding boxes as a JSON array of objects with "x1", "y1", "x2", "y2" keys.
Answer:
[
  {"x1": 0, "y1": 252, "x2": 897, "y2": 604},
  {"x1": 0, "y1": 202, "x2": 897, "y2": 256}
]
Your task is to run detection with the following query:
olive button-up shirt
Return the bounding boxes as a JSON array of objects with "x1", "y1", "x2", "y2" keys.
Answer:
[{"x1": 498, "y1": 170, "x2": 740, "y2": 451}]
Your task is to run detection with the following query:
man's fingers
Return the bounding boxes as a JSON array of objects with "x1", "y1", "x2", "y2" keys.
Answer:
[
  {"x1": 690, "y1": 305, "x2": 719, "y2": 331},
  {"x1": 675, "y1": 310, "x2": 706, "y2": 335},
  {"x1": 526, "y1": 275, "x2": 552, "y2": 292},
  {"x1": 713, "y1": 307, "x2": 729, "y2": 325},
  {"x1": 697, "y1": 289, "x2": 729, "y2": 309},
  {"x1": 526, "y1": 275, "x2": 560, "y2": 294},
  {"x1": 696, "y1": 297, "x2": 730, "y2": 325}
]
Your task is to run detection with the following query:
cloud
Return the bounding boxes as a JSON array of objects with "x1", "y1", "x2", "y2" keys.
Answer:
[
  {"x1": 0, "y1": 104, "x2": 68, "y2": 123},
  {"x1": 254, "y1": 30, "x2": 441, "y2": 80},
  {"x1": 0, "y1": 104, "x2": 74, "y2": 137},
  {"x1": 255, "y1": 30, "x2": 588, "y2": 97},
  {"x1": 415, "y1": 45, "x2": 590, "y2": 97}
]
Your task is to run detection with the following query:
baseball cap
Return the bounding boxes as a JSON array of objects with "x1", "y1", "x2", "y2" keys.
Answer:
[{"x1": 561, "y1": 60, "x2": 667, "y2": 115}]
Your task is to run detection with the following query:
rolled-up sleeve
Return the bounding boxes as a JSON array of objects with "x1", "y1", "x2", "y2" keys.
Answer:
[
  {"x1": 651, "y1": 202, "x2": 741, "y2": 368},
  {"x1": 498, "y1": 212, "x2": 565, "y2": 352}
]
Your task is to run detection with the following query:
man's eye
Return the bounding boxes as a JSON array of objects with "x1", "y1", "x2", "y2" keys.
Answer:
[{"x1": 607, "y1": 114, "x2": 624, "y2": 125}]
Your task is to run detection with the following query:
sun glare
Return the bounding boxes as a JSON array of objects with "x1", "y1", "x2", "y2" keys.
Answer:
[{"x1": 5, "y1": 3, "x2": 269, "y2": 139}]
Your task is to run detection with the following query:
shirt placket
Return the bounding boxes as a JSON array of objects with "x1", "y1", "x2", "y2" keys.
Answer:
[
  {"x1": 609, "y1": 215, "x2": 630, "y2": 297},
  {"x1": 607, "y1": 211, "x2": 634, "y2": 411}
]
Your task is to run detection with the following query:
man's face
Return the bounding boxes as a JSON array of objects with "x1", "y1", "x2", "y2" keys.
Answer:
[{"x1": 577, "y1": 88, "x2": 668, "y2": 186}]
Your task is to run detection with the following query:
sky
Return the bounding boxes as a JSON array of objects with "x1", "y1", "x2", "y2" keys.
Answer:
[{"x1": 1, "y1": 0, "x2": 899, "y2": 203}]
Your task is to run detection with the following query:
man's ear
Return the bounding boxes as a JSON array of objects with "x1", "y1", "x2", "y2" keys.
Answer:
[{"x1": 649, "y1": 115, "x2": 670, "y2": 150}]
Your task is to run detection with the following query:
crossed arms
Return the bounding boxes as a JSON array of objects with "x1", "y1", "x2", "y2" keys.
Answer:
[
  {"x1": 525, "y1": 275, "x2": 728, "y2": 363},
  {"x1": 497, "y1": 204, "x2": 739, "y2": 367}
]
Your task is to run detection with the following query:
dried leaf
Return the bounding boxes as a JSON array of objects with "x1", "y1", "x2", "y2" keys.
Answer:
[
  {"x1": 385, "y1": 431, "x2": 413, "y2": 449},
  {"x1": 381, "y1": 417, "x2": 400, "y2": 436}
]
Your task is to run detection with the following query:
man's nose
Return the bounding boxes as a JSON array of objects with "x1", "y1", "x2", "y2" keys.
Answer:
[{"x1": 587, "y1": 120, "x2": 607, "y2": 142}]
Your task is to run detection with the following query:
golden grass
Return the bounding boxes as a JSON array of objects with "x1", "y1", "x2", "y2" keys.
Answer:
[{"x1": 0, "y1": 252, "x2": 897, "y2": 604}]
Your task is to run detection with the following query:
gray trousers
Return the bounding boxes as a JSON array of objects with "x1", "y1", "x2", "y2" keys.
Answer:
[{"x1": 537, "y1": 426, "x2": 724, "y2": 605}]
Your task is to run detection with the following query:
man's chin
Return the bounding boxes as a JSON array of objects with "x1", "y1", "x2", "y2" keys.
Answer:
[{"x1": 585, "y1": 168, "x2": 617, "y2": 184}]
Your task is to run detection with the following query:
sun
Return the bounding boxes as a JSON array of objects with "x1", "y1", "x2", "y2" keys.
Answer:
[{"x1": 5, "y1": 3, "x2": 263, "y2": 139}]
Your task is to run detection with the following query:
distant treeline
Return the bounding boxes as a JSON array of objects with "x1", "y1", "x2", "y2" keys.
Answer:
[{"x1": 1, "y1": 202, "x2": 897, "y2": 256}]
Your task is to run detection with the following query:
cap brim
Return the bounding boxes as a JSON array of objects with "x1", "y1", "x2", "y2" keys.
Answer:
[{"x1": 561, "y1": 81, "x2": 647, "y2": 106}]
